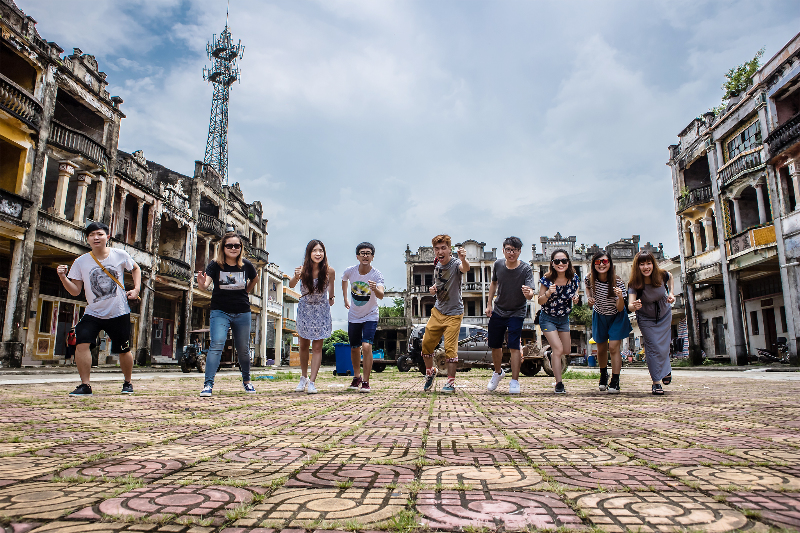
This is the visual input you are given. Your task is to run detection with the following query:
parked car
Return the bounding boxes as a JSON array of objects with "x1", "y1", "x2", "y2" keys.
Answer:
[{"x1": 398, "y1": 324, "x2": 569, "y2": 377}]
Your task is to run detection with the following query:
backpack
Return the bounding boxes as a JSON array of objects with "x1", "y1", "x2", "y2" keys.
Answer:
[{"x1": 67, "y1": 330, "x2": 77, "y2": 347}]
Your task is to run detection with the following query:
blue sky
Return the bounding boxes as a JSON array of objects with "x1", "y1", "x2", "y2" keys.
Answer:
[{"x1": 27, "y1": 0, "x2": 800, "y2": 328}]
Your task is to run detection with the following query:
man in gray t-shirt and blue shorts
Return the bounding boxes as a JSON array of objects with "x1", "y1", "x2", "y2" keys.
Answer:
[{"x1": 485, "y1": 237, "x2": 535, "y2": 394}]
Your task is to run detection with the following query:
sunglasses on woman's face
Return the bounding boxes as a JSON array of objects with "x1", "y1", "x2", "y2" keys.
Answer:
[
  {"x1": 552, "y1": 258, "x2": 569, "y2": 265},
  {"x1": 594, "y1": 259, "x2": 609, "y2": 266},
  {"x1": 224, "y1": 243, "x2": 241, "y2": 250}
]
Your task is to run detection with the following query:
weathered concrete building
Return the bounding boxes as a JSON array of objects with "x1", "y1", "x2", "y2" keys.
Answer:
[
  {"x1": 669, "y1": 31, "x2": 800, "y2": 364},
  {"x1": 0, "y1": 0, "x2": 277, "y2": 367}
]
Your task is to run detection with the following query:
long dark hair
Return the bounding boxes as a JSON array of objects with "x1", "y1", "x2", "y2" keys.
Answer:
[
  {"x1": 589, "y1": 250, "x2": 618, "y2": 299},
  {"x1": 629, "y1": 250, "x2": 665, "y2": 290},
  {"x1": 301, "y1": 239, "x2": 328, "y2": 294},
  {"x1": 544, "y1": 248, "x2": 575, "y2": 282}
]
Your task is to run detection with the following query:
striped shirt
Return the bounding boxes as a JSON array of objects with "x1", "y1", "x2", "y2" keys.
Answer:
[{"x1": 584, "y1": 275, "x2": 625, "y2": 316}]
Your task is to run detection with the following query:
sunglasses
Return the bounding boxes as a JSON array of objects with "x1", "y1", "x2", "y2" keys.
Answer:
[
  {"x1": 594, "y1": 259, "x2": 609, "y2": 266},
  {"x1": 552, "y1": 258, "x2": 569, "y2": 265},
  {"x1": 224, "y1": 243, "x2": 242, "y2": 250}
]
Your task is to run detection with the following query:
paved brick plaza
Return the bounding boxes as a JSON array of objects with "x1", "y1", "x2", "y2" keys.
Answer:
[{"x1": 0, "y1": 369, "x2": 799, "y2": 533}]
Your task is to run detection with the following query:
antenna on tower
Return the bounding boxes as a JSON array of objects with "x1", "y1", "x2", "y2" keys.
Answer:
[{"x1": 203, "y1": 2, "x2": 244, "y2": 184}]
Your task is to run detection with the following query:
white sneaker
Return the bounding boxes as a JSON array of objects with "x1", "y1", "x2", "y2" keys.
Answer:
[
  {"x1": 509, "y1": 379, "x2": 520, "y2": 394},
  {"x1": 306, "y1": 381, "x2": 318, "y2": 394},
  {"x1": 487, "y1": 369, "x2": 505, "y2": 391},
  {"x1": 295, "y1": 376, "x2": 308, "y2": 392}
]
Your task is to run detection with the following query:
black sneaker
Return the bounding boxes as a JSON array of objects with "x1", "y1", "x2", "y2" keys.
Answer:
[
  {"x1": 652, "y1": 383, "x2": 664, "y2": 395},
  {"x1": 607, "y1": 376, "x2": 620, "y2": 394},
  {"x1": 598, "y1": 372, "x2": 608, "y2": 392},
  {"x1": 121, "y1": 382, "x2": 134, "y2": 394},
  {"x1": 554, "y1": 382, "x2": 566, "y2": 394},
  {"x1": 69, "y1": 384, "x2": 92, "y2": 396}
]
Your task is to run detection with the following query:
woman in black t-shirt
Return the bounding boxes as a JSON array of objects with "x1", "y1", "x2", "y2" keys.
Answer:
[{"x1": 196, "y1": 232, "x2": 259, "y2": 397}]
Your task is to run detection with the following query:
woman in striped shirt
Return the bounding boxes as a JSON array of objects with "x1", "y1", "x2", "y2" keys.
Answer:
[{"x1": 585, "y1": 251, "x2": 632, "y2": 393}]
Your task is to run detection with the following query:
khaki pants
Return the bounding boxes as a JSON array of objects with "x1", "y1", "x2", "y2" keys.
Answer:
[{"x1": 421, "y1": 308, "x2": 463, "y2": 363}]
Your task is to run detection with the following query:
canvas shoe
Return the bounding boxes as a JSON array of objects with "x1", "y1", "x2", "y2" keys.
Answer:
[
  {"x1": 607, "y1": 376, "x2": 620, "y2": 394},
  {"x1": 200, "y1": 385, "x2": 213, "y2": 397},
  {"x1": 487, "y1": 369, "x2": 505, "y2": 392},
  {"x1": 598, "y1": 372, "x2": 608, "y2": 392},
  {"x1": 306, "y1": 381, "x2": 318, "y2": 394},
  {"x1": 423, "y1": 372, "x2": 436, "y2": 392},
  {"x1": 359, "y1": 381, "x2": 371, "y2": 393},
  {"x1": 441, "y1": 383, "x2": 456, "y2": 394},
  {"x1": 509, "y1": 379, "x2": 520, "y2": 394},
  {"x1": 295, "y1": 376, "x2": 308, "y2": 392},
  {"x1": 243, "y1": 382, "x2": 256, "y2": 393},
  {"x1": 348, "y1": 376, "x2": 362, "y2": 390}
]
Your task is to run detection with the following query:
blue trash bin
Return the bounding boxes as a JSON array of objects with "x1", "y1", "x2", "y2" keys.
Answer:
[
  {"x1": 334, "y1": 343, "x2": 354, "y2": 376},
  {"x1": 587, "y1": 354, "x2": 597, "y2": 367}
]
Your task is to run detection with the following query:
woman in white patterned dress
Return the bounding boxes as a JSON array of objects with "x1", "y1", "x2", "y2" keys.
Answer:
[{"x1": 289, "y1": 240, "x2": 335, "y2": 394}]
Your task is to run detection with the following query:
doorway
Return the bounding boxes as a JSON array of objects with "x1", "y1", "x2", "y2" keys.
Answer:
[
  {"x1": 762, "y1": 308, "x2": 778, "y2": 350},
  {"x1": 712, "y1": 316, "x2": 726, "y2": 355}
]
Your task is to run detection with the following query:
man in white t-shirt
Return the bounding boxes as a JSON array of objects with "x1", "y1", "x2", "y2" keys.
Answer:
[
  {"x1": 341, "y1": 242, "x2": 384, "y2": 393},
  {"x1": 57, "y1": 222, "x2": 141, "y2": 396}
]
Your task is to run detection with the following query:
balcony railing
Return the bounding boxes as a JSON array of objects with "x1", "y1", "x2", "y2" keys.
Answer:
[
  {"x1": 0, "y1": 73, "x2": 42, "y2": 129},
  {"x1": 158, "y1": 255, "x2": 192, "y2": 282},
  {"x1": 0, "y1": 188, "x2": 33, "y2": 223},
  {"x1": 283, "y1": 286, "x2": 301, "y2": 302},
  {"x1": 197, "y1": 212, "x2": 224, "y2": 238},
  {"x1": 265, "y1": 300, "x2": 282, "y2": 314},
  {"x1": 677, "y1": 185, "x2": 713, "y2": 213},
  {"x1": 726, "y1": 224, "x2": 776, "y2": 258},
  {"x1": 249, "y1": 247, "x2": 269, "y2": 264},
  {"x1": 412, "y1": 285, "x2": 431, "y2": 294},
  {"x1": 49, "y1": 121, "x2": 109, "y2": 169},
  {"x1": 283, "y1": 318, "x2": 297, "y2": 332},
  {"x1": 718, "y1": 147, "x2": 764, "y2": 187},
  {"x1": 765, "y1": 111, "x2": 800, "y2": 157},
  {"x1": 462, "y1": 316, "x2": 489, "y2": 326},
  {"x1": 463, "y1": 281, "x2": 490, "y2": 292},
  {"x1": 378, "y1": 316, "x2": 410, "y2": 327}
]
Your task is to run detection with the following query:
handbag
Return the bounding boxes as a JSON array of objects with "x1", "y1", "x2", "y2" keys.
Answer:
[{"x1": 90, "y1": 251, "x2": 140, "y2": 301}]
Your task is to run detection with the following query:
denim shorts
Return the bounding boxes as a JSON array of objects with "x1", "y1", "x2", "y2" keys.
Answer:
[
  {"x1": 539, "y1": 311, "x2": 570, "y2": 333},
  {"x1": 487, "y1": 314, "x2": 524, "y2": 350},
  {"x1": 348, "y1": 320, "x2": 378, "y2": 347}
]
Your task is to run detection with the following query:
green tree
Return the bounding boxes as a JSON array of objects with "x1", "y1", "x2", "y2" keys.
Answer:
[
  {"x1": 379, "y1": 297, "x2": 405, "y2": 318},
  {"x1": 569, "y1": 304, "x2": 592, "y2": 329},
  {"x1": 323, "y1": 329, "x2": 349, "y2": 358},
  {"x1": 711, "y1": 48, "x2": 765, "y2": 115}
]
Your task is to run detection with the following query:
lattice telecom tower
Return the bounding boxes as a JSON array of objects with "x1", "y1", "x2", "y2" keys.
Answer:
[{"x1": 203, "y1": 11, "x2": 244, "y2": 183}]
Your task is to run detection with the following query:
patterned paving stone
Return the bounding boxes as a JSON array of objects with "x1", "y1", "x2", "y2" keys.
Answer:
[
  {"x1": 25, "y1": 443, "x2": 135, "y2": 457},
  {"x1": 317, "y1": 446, "x2": 420, "y2": 465},
  {"x1": 670, "y1": 465, "x2": 800, "y2": 491},
  {"x1": 420, "y1": 465, "x2": 545, "y2": 490},
  {"x1": 417, "y1": 490, "x2": 584, "y2": 530},
  {"x1": 730, "y1": 448, "x2": 800, "y2": 464},
  {"x1": 0, "y1": 457, "x2": 64, "y2": 480},
  {"x1": 611, "y1": 436, "x2": 693, "y2": 448},
  {"x1": 632, "y1": 447, "x2": 741, "y2": 465},
  {"x1": 573, "y1": 491, "x2": 768, "y2": 533},
  {"x1": 0, "y1": 481, "x2": 114, "y2": 519},
  {"x1": 286, "y1": 462, "x2": 415, "y2": 488},
  {"x1": 541, "y1": 465, "x2": 689, "y2": 491},
  {"x1": 246, "y1": 487, "x2": 404, "y2": 527},
  {"x1": 717, "y1": 491, "x2": 800, "y2": 531},
  {"x1": 223, "y1": 446, "x2": 318, "y2": 464},
  {"x1": 156, "y1": 461, "x2": 295, "y2": 486},
  {"x1": 52, "y1": 458, "x2": 185, "y2": 482},
  {"x1": 524, "y1": 447, "x2": 631, "y2": 465},
  {"x1": 339, "y1": 434, "x2": 423, "y2": 448},
  {"x1": 71, "y1": 484, "x2": 256, "y2": 524},
  {"x1": 425, "y1": 448, "x2": 527, "y2": 466}
]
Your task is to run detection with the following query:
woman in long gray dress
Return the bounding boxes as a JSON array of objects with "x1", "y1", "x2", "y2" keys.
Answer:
[{"x1": 627, "y1": 250, "x2": 675, "y2": 395}]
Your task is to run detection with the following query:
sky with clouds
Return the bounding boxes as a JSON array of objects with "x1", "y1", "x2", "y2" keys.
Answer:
[{"x1": 25, "y1": 0, "x2": 800, "y2": 328}]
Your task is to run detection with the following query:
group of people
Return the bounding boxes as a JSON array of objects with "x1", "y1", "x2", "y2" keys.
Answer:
[{"x1": 57, "y1": 225, "x2": 675, "y2": 398}]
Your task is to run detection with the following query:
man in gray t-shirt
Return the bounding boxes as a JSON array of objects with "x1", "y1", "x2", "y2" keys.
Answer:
[{"x1": 485, "y1": 237, "x2": 535, "y2": 394}]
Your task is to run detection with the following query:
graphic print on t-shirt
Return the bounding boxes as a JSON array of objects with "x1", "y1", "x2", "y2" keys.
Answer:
[
  {"x1": 435, "y1": 262, "x2": 453, "y2": 302},
  {"x1": 89, "y1": 266, "x2": 120, "y2": 302},
  {"x1": 351, "y1": 281, "x2": 371, "y2": 306},
  {"x1": 218, "y1": 271, "x2": 246, "y2": 290}
]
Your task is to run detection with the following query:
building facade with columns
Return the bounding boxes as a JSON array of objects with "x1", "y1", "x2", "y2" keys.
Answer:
[
  {"x1": 0, "y1": 0, "x2": 277, "y2": 367},
  {"x1": 668, "y1": 31, "x2": 800, "y2": 365}
]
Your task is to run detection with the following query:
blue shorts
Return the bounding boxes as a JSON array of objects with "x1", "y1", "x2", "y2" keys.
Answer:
[
  {"x1": 591, "y1": 310, "x2": 633, "y2": 343},
  {"x1": 487, "y1": 314, "x2": 524, "y2": 350},
  {"x1": 348, "y1": 320, "x2": 377, "y2": 347},
  {"x1": 539, "y1": 311, "x2": 570, "y2": 333}
]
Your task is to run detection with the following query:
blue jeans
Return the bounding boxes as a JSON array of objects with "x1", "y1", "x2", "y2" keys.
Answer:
[{"x1": 205, "y1": 310, "x2": 252, "y2": 387}]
